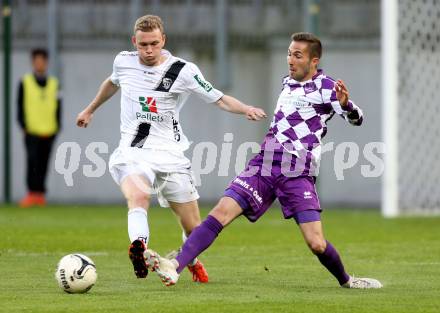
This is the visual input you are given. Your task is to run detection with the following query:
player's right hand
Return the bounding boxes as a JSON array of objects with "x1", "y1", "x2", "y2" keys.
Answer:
[
  {"x1": 76, "y1": 109, "x2": 93, "y2": 128},
  {"x1": 335, "y1": 79, "x2": 349, "y2": 107},
  {"x1": 246, "y1": 106, "x2": 267, "y2": 121}
]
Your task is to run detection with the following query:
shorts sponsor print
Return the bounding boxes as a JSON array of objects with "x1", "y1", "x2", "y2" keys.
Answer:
[{"x1": 225, "y1": 152, "x2": 321, "y2": 222}]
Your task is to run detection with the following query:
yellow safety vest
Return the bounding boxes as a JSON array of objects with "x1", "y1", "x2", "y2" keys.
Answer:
[{"x1": 23, "y1": 74, "x2": 59, "y2": 136}]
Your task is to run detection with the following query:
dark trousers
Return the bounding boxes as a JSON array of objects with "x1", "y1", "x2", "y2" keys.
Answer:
[{"x1": 24, "y1": 134, "x2": 56, "y2": 193}]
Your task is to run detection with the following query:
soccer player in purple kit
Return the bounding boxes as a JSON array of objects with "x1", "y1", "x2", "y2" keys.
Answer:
[{"x1": 144, "y1": 32, "x2": 383, "y2": 289}]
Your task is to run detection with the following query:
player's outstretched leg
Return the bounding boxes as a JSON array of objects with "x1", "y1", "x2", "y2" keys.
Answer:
[
  {"x1": 174, "y1": 197, "x2": 243, "y2": 275},
  {"x1": 145, "y1": 215, "x2": 223, "y2": 286},
  {"x1": 144, "y1": 249, "x2": 179, "y2": 286},
  {"x1": 164, "y1": 248, "x2": 209, "y2": 283},
  {"x1": 298, "y1": 216, "x2": 382, "y2": 289},
  {"x1": 180, "y1": 233, "x2": 209, "y2": 283},
  {"x1": 146, "y1": 197, "x2": 242, "y2": 286},
  {"x1": 170, "y1": 199, "x2": 210, "y2": 283},
  {"x1": 129, "y1": 239, "x2": 149, "y2": 278},
  {"x1": 317, "y1": 241, "x2": 382, "y2": 289},
  {"x1": 174, "y1": 215, "x2": 224, "y2": 274},
  {"x1": 342, "y1": 276, "x2": 383, "y2": 289},
  {"x1": 167, "y1": 247, "x2": 209, "y2": 283}
]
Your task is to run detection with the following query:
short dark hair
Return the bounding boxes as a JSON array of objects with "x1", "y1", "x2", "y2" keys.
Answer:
[
  {"x1": 31, "y1": 48, "x2": 49, "y2": 59},
  {"x1": 291, "y1": 32, "x2": 322, "y2": 59}
]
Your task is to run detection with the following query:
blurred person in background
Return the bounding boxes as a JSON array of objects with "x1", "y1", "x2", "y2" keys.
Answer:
[{"x1": 17, "y1": 48, "x2": 61, "y2": 208}]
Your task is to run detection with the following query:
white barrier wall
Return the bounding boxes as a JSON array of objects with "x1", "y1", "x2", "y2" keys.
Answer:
[{"x1": 1, "y1": 46, "x2": 382, "y2": 207}]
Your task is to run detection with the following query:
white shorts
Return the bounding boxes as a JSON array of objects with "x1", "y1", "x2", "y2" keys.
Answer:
[{"x1": 109, "y1": 146, "x2": 199, "y2": 207}]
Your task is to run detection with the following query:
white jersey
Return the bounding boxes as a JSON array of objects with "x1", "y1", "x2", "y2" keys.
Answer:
[{"x1": 110, "y1": 50, "x2": 223, "y2": 151}]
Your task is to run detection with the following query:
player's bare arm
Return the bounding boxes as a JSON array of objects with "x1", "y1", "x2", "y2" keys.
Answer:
[
  {"x1": 76, "y1": 77, "x2": 119, "y2": 128},
  {"x1": 216, "y1": 95, "x2": 267, "y2": 121},
  {"x1": 335, "y1": 79, "x2": 349, "y2": 107}
]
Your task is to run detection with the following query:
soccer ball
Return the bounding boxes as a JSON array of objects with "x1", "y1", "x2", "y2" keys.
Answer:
[{"x1": 55, "y1": 254, "x2": 97, "y2": 293}]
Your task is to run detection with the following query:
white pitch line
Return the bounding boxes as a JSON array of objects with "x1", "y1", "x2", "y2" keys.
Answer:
[{"x1": 4, "y1": 250, "x2": 109, "y2": 257}]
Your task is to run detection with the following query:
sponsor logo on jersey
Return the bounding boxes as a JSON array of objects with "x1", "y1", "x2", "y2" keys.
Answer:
[
  {"x1": 172, "y1": 117, "x2": 181, "y2": 142},
  {"x1": 194, "y1": 74, "x2": 213, "y2": 92},
  {"x1": 303, "y1": 191, "x2": 313, "y2": 199},
  {"x1": 137, "y1": 96, "x2": 164, "y2": 122},
  {"x1": 139, "y1": 96, "x2": 158, "y2": 113},
  {"x1": 135, "y1": 112, "x2": 164, "y2": 122},
  {"x1": 279, "y1": 94, "x2": 311, "y2": 108},
  {"x1": 162, "y1": 77, "x2": 173, "y2": 90},
  {"x1": 303, "y1": 83, "x2": 317, "y2": 93}
]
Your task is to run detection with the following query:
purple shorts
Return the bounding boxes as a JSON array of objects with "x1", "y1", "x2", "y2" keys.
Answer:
[{"x1": 224, "y1": 152, "x2": 321, "y2": 223}]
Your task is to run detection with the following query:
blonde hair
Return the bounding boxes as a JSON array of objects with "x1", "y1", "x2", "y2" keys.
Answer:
[{"x1": 134, "y1": 15, "x2": 164, "y2": 34}]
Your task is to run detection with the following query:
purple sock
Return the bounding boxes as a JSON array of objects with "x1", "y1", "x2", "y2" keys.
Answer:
[
  {"x1": 175, "y1": 215, "x2": 223, "y2": 273},
  {"x1": 317, "y1": 241, "x2": 350, "y2": 285}
]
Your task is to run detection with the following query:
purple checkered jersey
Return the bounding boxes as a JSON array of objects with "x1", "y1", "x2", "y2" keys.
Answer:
[{"x1": 260, "y1": 69, "x2": 363, "y2": 177}]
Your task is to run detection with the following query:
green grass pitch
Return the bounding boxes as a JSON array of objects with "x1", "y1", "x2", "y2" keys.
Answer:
[{"x1": 1, "y1": 205, "x2": 440, "y2": 313}]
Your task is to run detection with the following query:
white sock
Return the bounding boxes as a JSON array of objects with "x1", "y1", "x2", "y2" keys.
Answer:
[
  {"x1": 182, "y1": 231, "x2": 197, "y2": 266},
  {"x1": 128, "y1": 208, "x2": 149, "y2": 245}
]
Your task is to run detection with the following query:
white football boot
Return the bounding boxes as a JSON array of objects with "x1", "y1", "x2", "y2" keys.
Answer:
[
  {"x1": 144, "y1": 249, "x2": 179, "y2": 286},
  {"x1": 342, "y1": 276, "x2": 383, "y2": 289},
  {"x1": 164, "y1": 249, "x2": 180, "y2": 260}
]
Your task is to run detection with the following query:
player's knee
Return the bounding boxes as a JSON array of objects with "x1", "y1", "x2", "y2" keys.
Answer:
[
  {"x1": 126, "y1": 190, "x2": 150, "y2": 208},
  {"x1": 307, "y1": 239, "x2": 327, "y2": 255},
  {"x1": 210, "y1": 202, "x2": 232, "y2": 226}
]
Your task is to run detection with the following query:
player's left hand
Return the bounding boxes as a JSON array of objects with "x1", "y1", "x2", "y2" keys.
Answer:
[
  {"x1": 335, "y1": 79, "x2": 349, "y2": 107},
  {"x1": 246, "y1": 106, "x2": 267, "y2": 121}
]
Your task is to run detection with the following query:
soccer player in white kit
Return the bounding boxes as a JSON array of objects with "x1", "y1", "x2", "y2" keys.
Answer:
[{"x1": 76, "y1": 15, "x2": 266, "y2": 282}]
